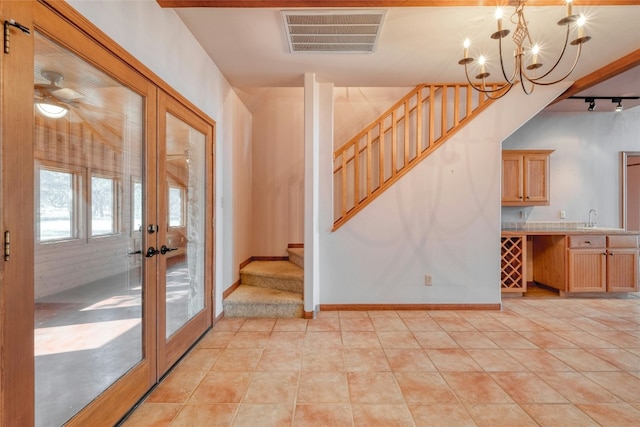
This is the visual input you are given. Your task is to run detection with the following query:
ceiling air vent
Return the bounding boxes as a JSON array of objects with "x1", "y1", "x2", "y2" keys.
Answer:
[{"x1": 282, "y1": 10, "x2": 386, "y2": 54}]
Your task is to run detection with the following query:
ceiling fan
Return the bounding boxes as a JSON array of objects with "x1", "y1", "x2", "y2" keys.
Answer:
[
  {"x1": 34, "y1": 69, "x2": 85, "y2": 118},
  {"x1": 34, "y1": 69, "x2": 125, "y2": 152}
]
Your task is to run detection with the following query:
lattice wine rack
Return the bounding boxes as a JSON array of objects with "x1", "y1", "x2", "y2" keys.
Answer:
[{"x1": 501, "y1": 235, "x2": 526, "y2": 293}]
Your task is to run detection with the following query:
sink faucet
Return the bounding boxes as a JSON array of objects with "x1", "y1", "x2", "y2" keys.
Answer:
[{"x1": 588, "y1": 209, "x2": 598, "y2": 227}]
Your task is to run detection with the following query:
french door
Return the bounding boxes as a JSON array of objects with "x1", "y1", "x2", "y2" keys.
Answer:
[
  {"x1": 1, "y1": 2, "x2": 214, "y2": 426},
  {"x1": 156, "y1": 92, "x2": 213, "y2": 374}
]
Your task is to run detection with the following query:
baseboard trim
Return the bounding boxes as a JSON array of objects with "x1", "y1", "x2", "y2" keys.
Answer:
[
  {"x1": 239, "y1": 257, "x2": 253, "y2": 270},
  {"x1": 319, "y1": 303, "x2": 501, "y2": 311},
  {"x1": 288, "y1": 243, "x2": 304, "y2": 249},
  {"x1": 223, "y1": 280, "x2": 241, "y2": 299},
  {"x1": 304, "y1": 311, "x2": 314, "y2": 319},
  {"x1": 213, "y1": 311, "x2": 224, "y2": 324},
  {"x1": 239, "y1": 255, "x2": 290, "y2": 270},
  {"x1": 252, "y1": 256, "x2": 289, "y2": 261}
]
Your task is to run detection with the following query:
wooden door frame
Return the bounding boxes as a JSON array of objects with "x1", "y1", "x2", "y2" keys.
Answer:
[
  {"x1": 1, "y1": 1, "x2": 35, "y2": 425},
  {"x1": 621, "y1": 151, "x2": 640, "y2": 230},
  {"x1": 1, "y1": 1, "x2": 216, "y2": 425}
]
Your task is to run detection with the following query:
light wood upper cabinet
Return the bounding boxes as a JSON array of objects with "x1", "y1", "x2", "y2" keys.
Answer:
[
  {"x1": 502, "y1": 150, "x2": 553, "y2": 206},
  {"x1": 502, "y1": 154, "x2": 524, "y2": 204}
]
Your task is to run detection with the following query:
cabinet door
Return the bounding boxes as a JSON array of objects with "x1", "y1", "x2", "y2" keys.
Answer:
[
  {"x1": 502, "y1": 154, "x2": 524, "y2": 204},
  {"x1": 607, "y1": 249, "x2": 639, "y2": 292},
  {"x1": 523, "y1": 154, "x2": 550, "y2": 205},
  {"x1": 568, "y1": 249, "x2": 606, "y2": 292}
]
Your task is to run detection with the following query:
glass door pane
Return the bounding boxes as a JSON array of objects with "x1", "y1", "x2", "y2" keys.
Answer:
[
  {"x1": 33, "y1": 31, "x2": 145, "y2": 427},
  {"x1": 157, "y1": 93, "x2": 213, "y2": 374},
  {"x1": 164, "y1": 113, "x2": 206, "y2": 337}
]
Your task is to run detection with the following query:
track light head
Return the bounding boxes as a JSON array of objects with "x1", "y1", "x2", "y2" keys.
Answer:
[
  {"x1": 586, "y1": 98, "x2": 595, "y2": 111},
  {"x1": 612, "y1": 98, "x2": 623, "y2": 112}
]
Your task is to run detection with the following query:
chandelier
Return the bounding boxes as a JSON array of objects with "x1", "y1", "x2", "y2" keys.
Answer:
[{"x1": 458, "y1": 0, "x2": 591, "y2": 99}]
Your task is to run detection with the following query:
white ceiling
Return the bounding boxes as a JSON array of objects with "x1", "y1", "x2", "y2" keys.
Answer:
[{"x1": 171, "y1": 4, "x2": 640, "y2": 112}]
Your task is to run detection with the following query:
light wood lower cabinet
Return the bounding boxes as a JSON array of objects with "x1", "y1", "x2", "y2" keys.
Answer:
[
  {"x1": 606, "y1": 235, "x2": 639, "y2": 292},
  {"x1": 530, "y1": 233, "x2": 639, "y2": 294},
  {"x1": 568, "y1": 248, "x2": 607, "y2": 292}
]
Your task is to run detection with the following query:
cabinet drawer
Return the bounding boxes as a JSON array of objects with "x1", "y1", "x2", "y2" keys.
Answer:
[
  {"x1": 607, "y1": 235, "x2": 638, "y2": 248},
  {"x1": 568, "y1": 235, "x2": 605, "y2": 248}
]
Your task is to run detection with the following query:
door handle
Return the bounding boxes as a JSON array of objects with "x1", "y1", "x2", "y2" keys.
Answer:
[
  {"x1": 160, "y1": 245, "x2": 179, "y2": 255},
  {"x1": 145, "y1": 247, "x2": 160, "y2": 257},
  {"x1": 128, "y1": 249, "x2": 142, "y2": 256}
]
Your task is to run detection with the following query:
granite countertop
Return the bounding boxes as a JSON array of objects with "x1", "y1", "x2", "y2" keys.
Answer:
[
  {"x1": 501, "y1": 228, "x2": 638, "y2": 236},
  {"x1": 500, "y1": 221, "x2": 639, "y2": 236}
]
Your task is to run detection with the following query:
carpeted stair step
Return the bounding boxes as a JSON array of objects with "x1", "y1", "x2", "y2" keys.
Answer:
[
  {"x1": 223, "y1": 285, "x2": 303, "y2": 318},
  {"x1": 240, "y1": 260, "x2": 303, "y2": 293},
  {"x1": 287, "y1": 247, "x2": 304, "y2": 269}
]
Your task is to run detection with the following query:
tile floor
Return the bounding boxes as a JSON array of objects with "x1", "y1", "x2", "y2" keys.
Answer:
[{"x1": 121, "y1": 296, "x2": 640, "y2": 426}]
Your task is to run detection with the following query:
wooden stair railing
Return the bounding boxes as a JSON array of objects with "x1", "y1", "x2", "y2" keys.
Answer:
[{"x1": 333, "y1": 83, "x2": 504, "y2": 230}]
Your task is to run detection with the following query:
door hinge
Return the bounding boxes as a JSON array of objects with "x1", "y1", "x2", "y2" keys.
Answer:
[
  {"x1": 4, "y1": 231, "x2": 10, "y2": 261},
  {"x1": 4, "y1": 19, "x2": 31, "y2": 55}
]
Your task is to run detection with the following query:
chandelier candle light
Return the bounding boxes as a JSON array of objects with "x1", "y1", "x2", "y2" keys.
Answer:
[{"x1": 458, "y1": 0, "x2": 591, "y2": 99}]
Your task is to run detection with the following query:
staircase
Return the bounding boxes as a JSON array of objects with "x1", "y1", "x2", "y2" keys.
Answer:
[
  {"x1": 333, "y1": 83, "x2": 504, "y2": 229},
  {"x1": 225, "y1": 84, "x2": 499, "y2": 314},
  {"x1": 223, "y1": 248, "x2": 304, "y2": 318}
]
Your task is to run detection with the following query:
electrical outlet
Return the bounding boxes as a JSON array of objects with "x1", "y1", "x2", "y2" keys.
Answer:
[
  {"x1": 424, "y1": 275, "x2": 432, "y2": 286},
  {"x1": 560, "y1": 210, "x2": 566, "y2": 219}
]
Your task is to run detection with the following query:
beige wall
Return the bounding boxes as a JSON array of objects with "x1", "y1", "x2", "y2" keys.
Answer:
[
  {"x1": 224, "y1": 93, "x2": 254, "y2": 288},
  {"x1": 251, "y1": 88, "x2": 305, "y2": 256}
]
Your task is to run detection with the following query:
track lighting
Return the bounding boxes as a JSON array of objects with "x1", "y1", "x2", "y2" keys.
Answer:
[{"x1": 569, "y1": 96, "x2": 639, "y2": 112}]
